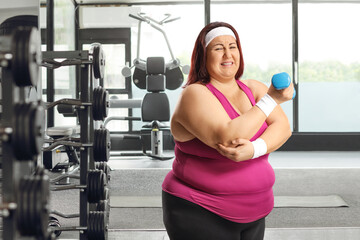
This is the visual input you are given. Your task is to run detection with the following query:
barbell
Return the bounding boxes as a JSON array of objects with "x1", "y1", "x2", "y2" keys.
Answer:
[
  {"x1": 50, "y1": 169, "x2": 108, "y2": 204},
  {"x1": 47, "y1": 86, "x2": 109, "y2": 121}
]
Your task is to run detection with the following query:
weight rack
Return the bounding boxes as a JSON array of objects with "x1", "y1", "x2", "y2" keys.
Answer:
[
  {"x1": 1, "y1": 27, "x2": 49, "y2": 239},
  {"x1": 41, "y1": 43, "x2": 110, "y2": 240}
]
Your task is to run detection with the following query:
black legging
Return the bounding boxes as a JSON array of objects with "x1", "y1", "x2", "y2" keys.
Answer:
[{"x1": 162, "y1": 191, "x2": 265, "y2": 240}]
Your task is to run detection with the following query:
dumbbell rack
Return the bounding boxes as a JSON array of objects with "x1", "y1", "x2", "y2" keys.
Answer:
[
  {"x1": 42, "y1": 47, "x2": 109, "y2": 240},
  {"x1": 1, "y1": 28, "x2": 48, "y2": 239}
]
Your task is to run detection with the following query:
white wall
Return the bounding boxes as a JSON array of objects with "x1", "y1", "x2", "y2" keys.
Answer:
[
  {"x1": 80, "y1": 6, "x2": 141, "y2": 28},
  {"x1": 0, "y1": 0, "x2": 39, "y2": 24}
]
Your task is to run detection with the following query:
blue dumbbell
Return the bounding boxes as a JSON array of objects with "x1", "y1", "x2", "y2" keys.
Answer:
[{"x1": 271, "y1": 72, "x2": 296, "y2": 99}]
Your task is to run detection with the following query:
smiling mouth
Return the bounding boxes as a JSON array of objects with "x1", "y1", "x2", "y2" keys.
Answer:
[{"x1": 221, "y1": 62, "x2": 233, "y2": 66}]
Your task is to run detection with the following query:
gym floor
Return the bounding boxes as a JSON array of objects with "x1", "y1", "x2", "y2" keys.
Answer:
[
  {"x1": 2, "y1": 151, "x2": 360, "y2": 240},
  {"x1": 69, "y1": 151, "x2": 360, "y2": 239}
]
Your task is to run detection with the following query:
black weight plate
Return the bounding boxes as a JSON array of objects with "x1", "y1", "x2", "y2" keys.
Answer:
[
  {"x1": 12, "y1": 104, "x2": 23, "y2": 159},
  {"x1": 100, "y1": 129, "x2": 106, "y2": 162},
  {"x1": 30, "y1": 104, "x2": 45, "y2": 156},
  {"x1": 88, "y1": 170, "x2": 101, "y2": 203},
  {"x1": 12, "y1": 28, "x2": 26, "y2": 85},
  {"x1": 88, "y1": 211, "x2": 107, "y2": 240},
  {"x1": 88, "y1": 212, "x2": 96, "y2": 240},
  {"x1": 38, "y1": 175, "x2": 50, "y2": 238},
  {"x1": 92, "y1": 87, "x2": 101, "y2": 121},
  {"x1": 96, "y1": 162, "x2": 110, "y2": 179},
  {"x1": 93, "y1": 129, "x2": 101, "y2": 161},
  {"x1": 105, "y1": 128, "x2": 111, "y2": 162},
  {"x1": 99, "y1": 171, "x2": 106, "y2": 200},
  {"x1": 92, "y1": 44, "x2": 105, "y2": 79},
  {"x1": 27, "y1": 27, "x2": 41, "y2": 86},
  {"x1": 13, "y1": 103, "x2": 32, "y2": 160},
  {"x1": 87, "y1": 170, "x2": 94, "y2": 203},
  {"x1": 96, "y1": 200, "x2": 107, "y2": 212},
  {"x1": 12, "y1": 27, "x2": 40, "y2": 87},
  {"x1": 17, "y1": 177, "x2": 28, "y2": 233},
  {"x1": 102, "y1": 90, "x2": 109, "y2": 120},
  {"x1": 26, "y1": 177, "x2": 35, "y2": 235},
  {"x1": 132, "y1": 67, "x2": 147, "y2": 89},
  {"x1": 22, "y1": 103, "x2": 33, "y2": 159},
  {"x1": 165, "y1": 66, "x2": 184, "y2": 90},
  {"x1": 33, "y1": 177, "x2": 41, "y2": 233}
]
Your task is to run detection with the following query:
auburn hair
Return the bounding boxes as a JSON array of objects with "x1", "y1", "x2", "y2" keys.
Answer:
[{"x1": 186, "y1": 22, "x2": 244, "y2": 86}]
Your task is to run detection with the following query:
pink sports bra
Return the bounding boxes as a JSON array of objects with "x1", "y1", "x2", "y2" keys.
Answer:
[{"x1": 162, "y1": 80, "x2": 275, "y2": 223}]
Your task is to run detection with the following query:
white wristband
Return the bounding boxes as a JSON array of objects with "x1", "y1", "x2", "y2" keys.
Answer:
[
  {"x1": 251, "y1": 138, "x2": 267, "y2": 159},
  {"x1": 255, "y1": 94, "x2": 277, "y2": 117}
]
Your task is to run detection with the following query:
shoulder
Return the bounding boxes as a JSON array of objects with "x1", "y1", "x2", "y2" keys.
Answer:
[
  {"x1": 179, "y1": 83, "x2": 213, "y2": 103},
  {"x1": 241, "y1": 79, "x2": 268, "y2": 102}
]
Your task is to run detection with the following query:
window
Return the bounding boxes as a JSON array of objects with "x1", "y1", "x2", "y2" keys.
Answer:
[
  {"x1": 298, "y1": 2, "x2": 360, "y2": 132},
  {"x1": 212, "y1": 2, "x2": 293, "y2": 129}
]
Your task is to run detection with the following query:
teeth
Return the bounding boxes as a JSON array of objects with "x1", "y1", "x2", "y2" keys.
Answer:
[{"x1": 222, "y1": 62, "x2": 232, "y2": 66}]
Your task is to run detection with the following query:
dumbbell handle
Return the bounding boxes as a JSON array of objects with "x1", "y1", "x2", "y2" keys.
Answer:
[{"x1": 271, "y1": 72, "x2": 296, "y2": 99}]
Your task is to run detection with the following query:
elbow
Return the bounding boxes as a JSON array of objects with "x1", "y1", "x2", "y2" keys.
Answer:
[
  {"x1": 213, "y1": 126, "x2": 233, "y2": 147},
  {"x1": 285, "y1": 123, "x2": 292, "y2": 141}
]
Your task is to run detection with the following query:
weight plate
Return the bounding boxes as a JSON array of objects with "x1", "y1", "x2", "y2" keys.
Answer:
[
  {"x1": 93, "y1": 87, "x2": 109, "y2": 121},
  {"x1": 37, "y1": 175, "x2": 50, "y2": 238},
  {"x1": 92, "y1": 87, "x2": 100, "y2": 121},
  {"x1": 104, "y1": 129, "x2": 110, "y2": 162},
  {"x1": 93, "y1": 129, "x2": 101, "y2": 161},
  {"x1": 92, "y1": 44, "x2": 105, "y2": 79},
  {"x1": 17, "y1": 177, "x2": 28, "y2": 233},
  {"x1": 12, "y1": 27, "x2": 40, "y2": 87},
  {"x1": 88, "y1": 170, "x2": 99, "y2": 203},
  {"x1": 101, "y1": 89, "x2": 109, "y2": 120},
  {"x1": 30, "y1": 104, "x2": 45, "y2": 155},
  {"x1": 88, "y1": 211, "x2": 107, "y2": 240},
  {"x1": 93, "y1": 128, "x2": 110, "y2": 162},
  {"x1": 13, "y1": 103, "x2": 44, "y2": 160},
  {"x1": 13, "y1": 103, "x2": 31, "y2": 160}
]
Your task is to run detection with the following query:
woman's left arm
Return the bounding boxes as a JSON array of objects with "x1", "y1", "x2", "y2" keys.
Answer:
[{"x1": 216, "y1": 79, "x2": 292, "y2": 161}]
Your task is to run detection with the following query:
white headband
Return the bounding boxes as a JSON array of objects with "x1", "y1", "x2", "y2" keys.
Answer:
[{"x1": 205, "y1": 27, "x2": 236, "y2": 47}]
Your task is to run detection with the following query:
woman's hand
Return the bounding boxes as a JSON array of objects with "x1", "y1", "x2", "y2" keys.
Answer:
[
  {"x1": 267, "y1": 82, "x2": 295, "y2": 105},
  {"x1": 216, "y1": 138, "x2": 254, "y2": 162}
]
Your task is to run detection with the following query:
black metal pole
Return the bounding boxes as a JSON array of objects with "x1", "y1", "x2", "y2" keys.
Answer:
[
  {"x1": 79, "y1": 63, "x2": 90, "y2": 240},
  {"x1": 46, "y1": 0, "x2": 55, "y2": 127},
  {"x1": 292, "y1": 0, "x2": 299, "y2": 132}
]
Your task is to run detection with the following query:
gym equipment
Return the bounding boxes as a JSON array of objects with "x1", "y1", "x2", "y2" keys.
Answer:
[
  {"x1": 44, "y1": 128, "x2": 111, "y2": 162},
  {"x1": 271, "y1": 72, "x2": 296, "y2": 99},
  {"x1": 45, "y1": 86, "x2": 109, "y2": 121},
  {"x1": 96, "y1": 161, "x2": 111, "y2": 182},
  {"x1": 141, "y1": 56, "x2": 173, "y2": 160},
  {"x1": 1, "y1": 21, "x2": 48, "y2": 240},
  {"x1": 51, "y1": 169, "x2": 108, "y2": 203},
  {"x1": 12, "y1": 102, "x2": 45, "y2": 160},
  {"x1": 16, "y1": 173, "x2": 50, "y2": 238},
  {"x1": 49, "y1": 211, "x2": 108, "y2": 240},
  {"x1": 123, "y1": 12, "x2": 189, "y2": 90},
  {"x1": 0, "y1": 26, "x2": 41, "y2": 87},
  {"x1": 41, "y1": 43, "x2": 105, "y2": 80}
]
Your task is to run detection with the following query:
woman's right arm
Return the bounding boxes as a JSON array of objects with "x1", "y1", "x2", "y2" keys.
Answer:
[{"x1": 171, "y1": 84, "x2": 271, "y2": 149}]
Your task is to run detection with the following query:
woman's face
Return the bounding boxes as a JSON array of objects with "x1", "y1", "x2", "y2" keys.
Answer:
[{"x1": 206, "y1": 35, "x2": 240, "y2": 82}]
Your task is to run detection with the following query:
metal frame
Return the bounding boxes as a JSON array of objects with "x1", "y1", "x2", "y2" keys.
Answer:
[
  {"x1": 78, "y1": 28, "x2": 134, "y2": 131},
  {"x1": 42, "y1": 50, "x2": 95, "y2": 240},
  {"x1": 42, "y1": 0, "x2": 360, "y2": 151}
]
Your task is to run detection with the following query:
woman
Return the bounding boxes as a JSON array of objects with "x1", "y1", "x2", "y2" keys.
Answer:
[{"x1": 162, "y1": 21, "x2": 294, "y2": 240}]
